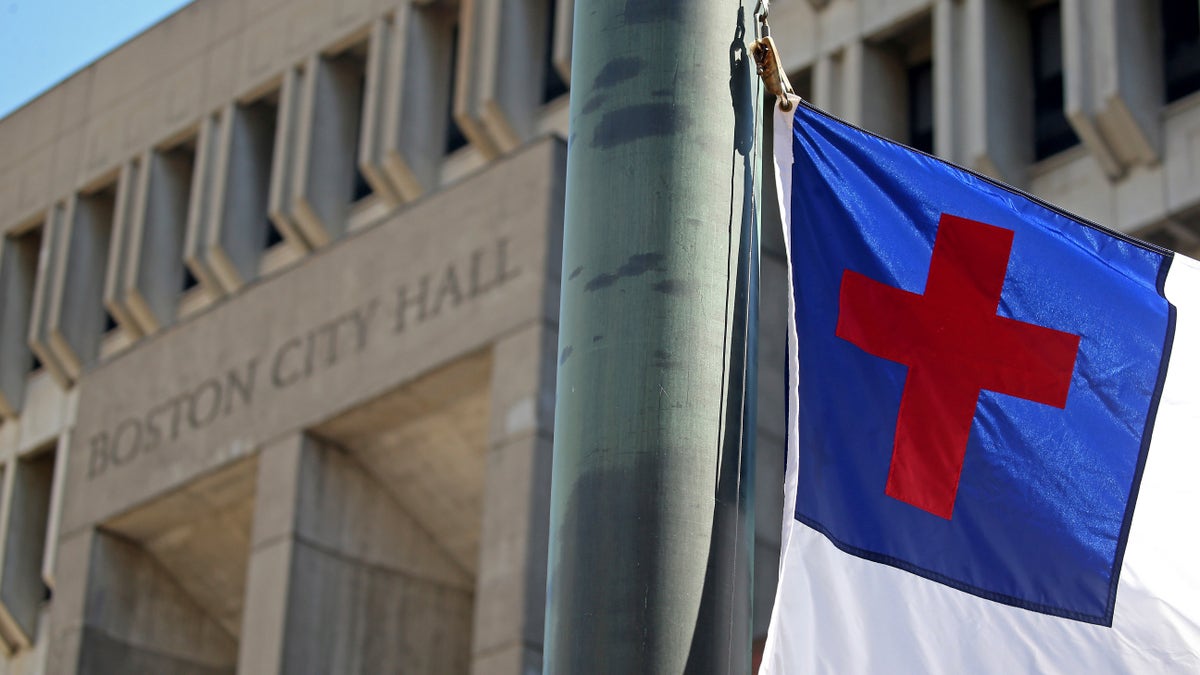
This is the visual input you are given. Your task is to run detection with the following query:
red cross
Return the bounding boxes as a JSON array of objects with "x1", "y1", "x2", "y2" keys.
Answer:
[{"x1": 836, "y1": 214, "x2": 1080, "y2": 520}]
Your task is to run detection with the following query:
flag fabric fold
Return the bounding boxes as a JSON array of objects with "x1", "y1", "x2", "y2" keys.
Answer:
[{"x1": 762, "y1": 97, "x2": 1200, "y2": 673}]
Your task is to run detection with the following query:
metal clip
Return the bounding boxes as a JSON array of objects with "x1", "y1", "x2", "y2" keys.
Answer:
[{"x1": 751, "y1": 35, "x2": 794, "y2": 111}]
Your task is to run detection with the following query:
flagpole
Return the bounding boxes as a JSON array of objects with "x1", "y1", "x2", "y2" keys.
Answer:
[{"x1": 545, "y1": 0, "x2": 760, "y2": 671}]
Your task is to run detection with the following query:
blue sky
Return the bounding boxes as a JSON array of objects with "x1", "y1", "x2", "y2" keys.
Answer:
[{"x1": 0, "y1": 0, "x2": 194, "y2": 119}]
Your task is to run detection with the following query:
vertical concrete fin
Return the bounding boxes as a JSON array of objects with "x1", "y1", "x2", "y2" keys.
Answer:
[
  {"x1": 184, "y1": 110, "x2": 231, "y2": 299},
  {"x1": 383, "y1": 3, "x2": 462, "y2": 202},
  {"x1": 103, "y1": 159, "x2": 146, "y2": 337},
  {"x1": 268, "y1": 66, "x2": 313, "y2": 253},
  {"x1": 964, "y1": 0, "x2": 1032, "y2": 185},
  {"x1": 455, "y1": 0, "x2": 562, "y2": 157},
  {"x1": 934, "y1": 0, "x2": 966, "y2": 164},
  {"x1": 0, "y1": 448, "x2": 56, "y2": 648},
  {"x1": 27, "y1": 203, "x2": 71, "y2": 388},
  {"x1": 207, "y1": 97, "x2": 282, "y2": 293},
  {"x1": 289, "y1": 50, "x2": 367, "y2": 249},
  {"x1": 126, "y1": 139, "x2": 198, "y2": 334},
  {"x1": 0, "y1": 222, "x2": 45, "y2": 417},
  {"x1": 552, "y1": 0, "x2": 574, "y2": 85},
  {"x1": 357, "y1": 16, "x2": 402, "y2": 205}
]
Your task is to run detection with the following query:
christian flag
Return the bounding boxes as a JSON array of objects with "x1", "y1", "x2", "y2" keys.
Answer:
[{"x1": 762, "y1": 98, "x2": 1200, "y2": 673}]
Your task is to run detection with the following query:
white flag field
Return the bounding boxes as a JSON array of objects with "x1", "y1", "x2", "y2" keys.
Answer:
[{"x1": 761, "y1": 97, "x2": 1200, "y2": 673}]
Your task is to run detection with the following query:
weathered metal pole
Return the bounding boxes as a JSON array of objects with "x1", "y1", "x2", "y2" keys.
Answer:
[{"x1": 545, "y1": 0, "x2": 760, "y2": 671}]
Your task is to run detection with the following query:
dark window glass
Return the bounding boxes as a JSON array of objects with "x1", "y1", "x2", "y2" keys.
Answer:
[
  {"x1": 351, "y1": 166, "x2": 372, "y2": 201},
  {"x1": 1030, "y1": 2, "x2": 1079, "y2": 159},
  {"x1": 351, "y1": 66, "x2": 373, "y2": 202},
  {"x1": 1163, "y1": 0, "x2": 1200, "y2": 102},
  {"x1": 103, "y1": 311, "x2": 118, "y2": 333},
  {"x1": 13, "y1": 227, "x2": 43, "y2": 373},
  {"x1": 181, "y1": 264, "x2": 199, "y2": 292},
  {"x1": 542, "y1": 0, "x2": 568, "y2": 103},
  {"x1": 446, "y1": 25, "x2": 469, "y2": 154},
  {"x1": 264, "y1": 220, "x2": 285, "y2": 249},
  {"x1": 243, "y1": 97, "x2": 280, "y2": 253},
  {"x1": 907, "y1": 60, "x2": 934, "y2": 154}
]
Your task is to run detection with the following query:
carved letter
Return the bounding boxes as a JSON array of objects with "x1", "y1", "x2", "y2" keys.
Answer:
[
  {"x1": 188, "y1": 379, "x2": 222, "y2": 429},
  {"x1": 469, "y1": 247, "x2": 491, "y2": 298},
  {"x1": 395, "y1": 276, "x2": 430, "y2": 333},
  {"x1": 432, "y1": 264, "x2": 463, "y2": 316},
  {"x1": 87, "y1": 432, "x2": 110, "y2": 479},
  {"x1": 272, "y1": 337, "x2": 304, "y2": 388},
  {"x1": 496, "y1": 237, "x2": 520, "y2": 284},
  {"x1": 111, "y1": 419, "x2": 143, "y2": 467},
  {"x1": 349, "y1": 299, "x2": 379, "y2": 353},
  {"x1": 224, "y1": 357, "x2": 258, "y2": 416}
]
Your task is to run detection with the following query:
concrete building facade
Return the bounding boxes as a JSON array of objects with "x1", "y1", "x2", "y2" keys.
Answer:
[{"x1": 0, "y1": 0, "x2": 1195, "y2": 673}]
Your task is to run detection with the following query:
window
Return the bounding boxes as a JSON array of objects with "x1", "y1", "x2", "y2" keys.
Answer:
[
  {"x1": 351, "y1": 72, "x2": 372, "y2": 202},
  {"x1": 11, "y1": 227, "x2": 43, "y2": 373},
  {"x1": 907, "y1": 60, "x2": 934, "y2": 154},
  {"x1": 446, "y1": 25, "x2": 469, "y2": 154},
  {"x1": 343, "y1": 46, "x2": 373, "y2": 203},
  {"x1": 1030, "y1": 2, "x2": 1079, "y2": 159},
  {"x1": 860, "y1": 14, "x2": 933, "y2": 153},
  {"x1": 181, "y1": 265, "x2": 199, "y2": 292},
  {"x1": 79, "y1": 184, "x2": 119, "y2": 341},
  {"x1": 0, "y1": 445, "x2": 56, "y2": 648},
  {"x1": 1163, "y1": 0, "x2": 1200, "y2": 102},
  {"x1": 150, "y1": 139, "x2": 198, "y2": 318},
  {"x1": 542, "y1": 0, "x2": 569, "y2": 103}
]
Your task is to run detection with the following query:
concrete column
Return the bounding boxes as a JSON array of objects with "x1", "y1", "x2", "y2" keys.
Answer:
[
  {"x1": 1062, "y1": 0, "x2": 1162, "y2": 179},
  {"x1": 45, "y1": 527, "x2": 239, "y2": 675},
  {"x1": 238, "y1": 433, "x2": 474, "y2": 675},
  {"x1": 470, "y1": 322, "x2": 556, "y2": 674}
]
